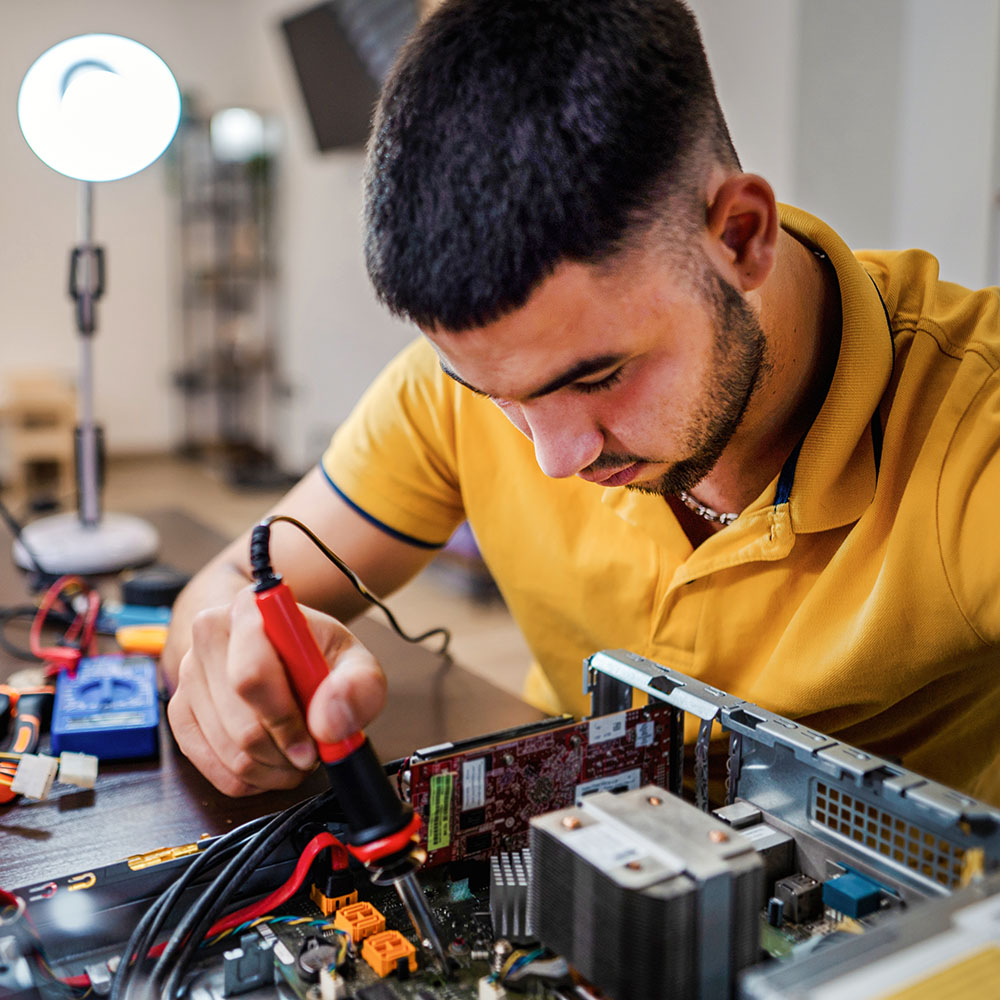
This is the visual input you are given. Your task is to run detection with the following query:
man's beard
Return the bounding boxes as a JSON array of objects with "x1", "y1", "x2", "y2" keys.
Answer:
[{"x1": 587, "y1": 269, "x2": 769, "y2": 499}]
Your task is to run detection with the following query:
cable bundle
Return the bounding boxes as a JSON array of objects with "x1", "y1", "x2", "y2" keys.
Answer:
[{"x1": 111, "y1": 786, "x2": 346, "y2": 999}]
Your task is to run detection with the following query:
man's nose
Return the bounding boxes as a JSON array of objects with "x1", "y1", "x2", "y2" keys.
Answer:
[{"x1": 522, "y1": 400, "x2": 604, "y2": 479}]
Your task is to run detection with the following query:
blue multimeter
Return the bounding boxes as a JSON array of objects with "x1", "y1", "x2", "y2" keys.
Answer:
[{"x1": 51, "y1": 655, "x2": 160, "y2": 759}]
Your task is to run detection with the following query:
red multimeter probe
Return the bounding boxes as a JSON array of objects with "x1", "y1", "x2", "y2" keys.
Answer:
[{"x1": 250, "y1": 521, "x2": 450, "y2": 973}]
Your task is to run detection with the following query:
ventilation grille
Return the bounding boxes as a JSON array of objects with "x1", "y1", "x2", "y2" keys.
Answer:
[{"x1": 812, "y1": 781, "x2": 966, "y2": 888}]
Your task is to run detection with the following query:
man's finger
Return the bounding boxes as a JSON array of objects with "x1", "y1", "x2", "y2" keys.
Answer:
[
  {"x1": 167, "y1": 672, "x2": 268, "y2": 797},
  {"x1": 307, "y1": 634, "x2": 388, "y2": 745},
  {"x1": 226, "y1": 588, "x2": 319, "y2": 770}
]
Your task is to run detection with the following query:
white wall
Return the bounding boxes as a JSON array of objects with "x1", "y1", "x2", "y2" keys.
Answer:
[
  {"x1": 794, "y1": 0, "x2": 1000, "y2": 287},
  {"x1": 690, "y1": 0, "x2": 801, "y2": 200},
  {"x1": 246, "y1": 0, "x2": 417, "y2": 473},
  {"x1": 1, "y1": 1, "x2": 263, "y2": 455},
  {"x1": 793, "y1": 0, "x2": 906, "y2": 246},
  {"x1": 0, "y1": 0, "x2": 415, "y2": 470},
  {"x1": 2, "y1": 1, "x2": 998, "y2": 471},
  {"x1": 894, "y1": 0, "x2": 1000, "y2": 288}
]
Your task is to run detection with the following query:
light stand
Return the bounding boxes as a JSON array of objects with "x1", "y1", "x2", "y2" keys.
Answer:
[{"x1": 12, "y1": 34, "x2": 181, "y2": 575}]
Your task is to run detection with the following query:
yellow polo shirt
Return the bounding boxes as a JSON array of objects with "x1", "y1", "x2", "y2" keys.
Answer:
[{"x1": 323, "y1": 206, "x2": 1000, "y2": 804}]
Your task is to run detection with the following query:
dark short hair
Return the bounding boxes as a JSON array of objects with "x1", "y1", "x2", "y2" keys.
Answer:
[{"x1": 363, "y1": 0, "x2": 739, "y2": 331}]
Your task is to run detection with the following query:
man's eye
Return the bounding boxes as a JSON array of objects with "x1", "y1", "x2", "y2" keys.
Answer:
[{"x1": 573, "y1": 368, "x2": 624, "y2": 395}]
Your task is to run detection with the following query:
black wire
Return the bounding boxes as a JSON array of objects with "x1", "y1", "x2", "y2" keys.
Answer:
[
  {"x1": 0, "y1": 604, "x2": 77, "y2": 661},
  {"x1": 0, "y1": 493, "x2": 51, "y2": 577},
  {"x1": 155, "y1": 788, "x2": 340, "y2": 999},
  {"x1": 150, "y1": 807, "x2": 292, "y2": 993},
  {"x1": 0, "y1": 606, "x2": 43, "y2": 661},
  {"x1": 260, "y1": 514, "x2": 452, "y2": 655},
  {"x1": 111, "y1": 813, "x2": 275, "y2": 1000},
  {"x1": 112, "y1": 817, "x2": 273, "y2": 1000},
  {"x1": 157, "y1": 789, "x2": 338, "y2": 998}
]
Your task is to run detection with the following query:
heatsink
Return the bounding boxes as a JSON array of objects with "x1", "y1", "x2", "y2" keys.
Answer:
[
  {"x1": 529, "y1": 785, "x2": 762, "y2": 1000},
  {"x1": 490, "y1": 849, "x2": 534, "y2": 942}
]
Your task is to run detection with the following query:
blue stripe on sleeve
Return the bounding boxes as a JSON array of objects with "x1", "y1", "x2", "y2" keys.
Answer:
[{"x1": 317, "y1": 463, "x2": 445, "y2": 550}]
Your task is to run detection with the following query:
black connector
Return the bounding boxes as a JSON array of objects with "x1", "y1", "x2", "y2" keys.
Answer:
[
  {"x1": 249, "y1": 522, "x2": 280, "y2": 592},
  {"x1": 322, "y1": 738, "x2": 416, "y2": 851}
]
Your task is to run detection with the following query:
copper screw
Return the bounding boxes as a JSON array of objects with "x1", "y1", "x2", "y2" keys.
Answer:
[
  {"x1": 709, "y1": 830, "x2": 729, "y2": 843},
  {"x1": 561, "y1": 816, "x2": 582, "y2": 830},
  {"x1": 647, "y1": 795, "x2": 662, "y2": 806},
  {"x1": 625, "y1": 860, "x2": 643, "y2": 871}
]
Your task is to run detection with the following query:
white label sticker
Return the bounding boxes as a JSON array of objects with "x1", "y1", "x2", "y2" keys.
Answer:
[
  {"x1": 588, "y1": 712, "x2": 627, "y2": 745},
  {"x1": 575, "y1": 768, "x2": 641, "y2": 804},
  {"x1": 565, "y1": 822, "x2": 643, "y2": 869},
  {"x1": 461, "y1": 757, "x2": 486, "y2": 811},
  {"x1": 272, "y1": 940, "x2": 295, "y2": 965},
  {"x1": 635, "y1": 721, "x2": 655, "y2": 748}
]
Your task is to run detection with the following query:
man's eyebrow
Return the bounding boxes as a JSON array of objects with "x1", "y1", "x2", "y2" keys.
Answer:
[
  {"x1": 439, "y1": 361, "x2": 487, "y2": 395},
  {"x1": 439, "y1": 354, "x2": 627, "y2": 401}
]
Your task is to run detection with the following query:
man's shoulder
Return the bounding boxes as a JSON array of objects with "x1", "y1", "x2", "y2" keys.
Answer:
[
  {"x1": 856, "y1": 252, "x2": 1000, "y2": 645},
  {"x1": 856, "y1": 247, "x2": 1000, "y2": 365}
]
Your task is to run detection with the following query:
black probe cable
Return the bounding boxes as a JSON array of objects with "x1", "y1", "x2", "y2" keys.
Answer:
[
  {"x1": 0, "y1": 605, "x2": 73, "y2": 661},
  {"x1": 154, "y1": 787, "x2": 340, "y2": 999},
  {"x1": 260, "y1": 514, "x2": 452, "y2": 655},
  {"x1": 154, "y1": 791, "x2": 336, "y2": 1000},
  {"x1": 0, "y1": 494, "x2": 53, "y2": 580},
  {"x1": 113, "y1": 816, "x2": 276, "y2": 999},
  {"x1": 110, "y1": 814, "x2": 274, "y2": 1000},
  {"x1": 148, "y1": 807, "x2": 295, "y2": 998}
]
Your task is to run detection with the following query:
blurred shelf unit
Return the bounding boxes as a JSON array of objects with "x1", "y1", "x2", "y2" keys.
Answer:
[{"x1": 169, "y1": 99, "x2": 293, "y2": 488}]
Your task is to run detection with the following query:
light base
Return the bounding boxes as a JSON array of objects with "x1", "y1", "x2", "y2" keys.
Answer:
[{"x1": 12, "y1": 511, "x2": 159, "y2": 576}]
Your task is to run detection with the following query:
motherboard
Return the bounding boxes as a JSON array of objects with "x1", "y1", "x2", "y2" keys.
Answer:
[{"x1": 5, "y1": 650, "x2": 1000, "y2": 1000}]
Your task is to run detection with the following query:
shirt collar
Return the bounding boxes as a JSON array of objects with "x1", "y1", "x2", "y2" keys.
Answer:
[{"x1": 776, "y1": 205, "x2": 894, "y2": 533}]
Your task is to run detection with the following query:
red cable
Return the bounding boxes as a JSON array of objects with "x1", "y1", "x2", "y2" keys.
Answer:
[
  {"x1": 209, "y1": 830, "x2": 347, "y2": 935},
  {"x1": 0, "y1": 887, "x2": 22, "y2": 909},
  {"x1": 146, "y1": 830, "x2": 348, "y2": 958},
  {"x1": 29, "y1": 575, "x2": 100, "y2": 677},
  {"x1": 7, "y1": 831, "x2": 349, "y2": 991},
  {"x1": 2, "y1": 889, "x2": 89, "y2": 991},
  {"x1": 34, "y1": 957, "x2": 90, "y2": 991}
]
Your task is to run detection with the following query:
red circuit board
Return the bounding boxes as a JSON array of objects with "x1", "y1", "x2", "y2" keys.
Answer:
[{"x1": 405, "y1": 705, "x2": 674, "y2": 867}]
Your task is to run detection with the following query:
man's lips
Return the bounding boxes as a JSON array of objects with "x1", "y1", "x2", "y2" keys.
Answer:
[{"x1": 579, "y1": 462, "x2": 646, "y2": 487}]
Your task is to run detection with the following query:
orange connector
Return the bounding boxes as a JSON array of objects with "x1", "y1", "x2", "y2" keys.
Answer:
[
  {"x1": 333, "y1": 901, "x2": 385, "y2": 943},
  {"x1": 310, "y1": 883, "x2": 358, "y2": 915},
  {"x1": 362, "y1": 930, "x2": 418, "y2": 977}
]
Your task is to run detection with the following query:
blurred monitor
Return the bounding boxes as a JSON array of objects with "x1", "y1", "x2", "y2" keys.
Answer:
[{"x1": 280, "y1": 0, "x2": 417, "y2": 151}]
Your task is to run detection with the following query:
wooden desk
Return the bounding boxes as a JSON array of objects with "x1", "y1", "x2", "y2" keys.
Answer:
[{"x1": 0, "y1": 508, "x2": 542, "y2": 887}]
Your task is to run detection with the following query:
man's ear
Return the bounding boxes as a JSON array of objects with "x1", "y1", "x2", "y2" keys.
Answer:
[{"x1": 704, "y1": 173, "x2": 778, "y2": 292}]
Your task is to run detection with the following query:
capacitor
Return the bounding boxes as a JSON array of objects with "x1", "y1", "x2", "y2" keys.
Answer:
[
  {"x1": 297, "y1": 936, "x2": 340, "y2": 984},
  {"x1": 449, "y1": 936, "x2": 471, "y2": 958}
]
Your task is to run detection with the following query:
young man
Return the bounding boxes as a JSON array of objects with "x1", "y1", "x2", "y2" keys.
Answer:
[{"x1": 164, "y1": 0, "x2": 1000, "y2": 804}]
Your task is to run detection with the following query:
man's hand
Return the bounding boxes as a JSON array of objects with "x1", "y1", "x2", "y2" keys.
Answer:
[{"x1": 167, "y1": 588, "x2": 387, "y2": 797}]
